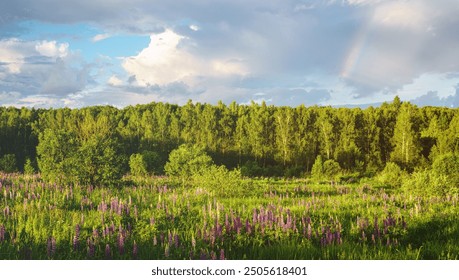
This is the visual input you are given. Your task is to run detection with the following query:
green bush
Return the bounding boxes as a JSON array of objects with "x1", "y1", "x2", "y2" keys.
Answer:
[
  {"x1": 23, "y1": 158, "x2": 35, "y2": 175},
  {"x1": 377, "y1": 162, "x2": 406, "y2": 188},
  {"x1": 402, "y1": 170, "x2": 450, "y2": 196},
  {"x1": 311, "y1": 156, "x2": 323, "y2": 180},
  {"x1": 193, "y1": 165, "x2": 247, "y2": 197},
  {"x1": 164, "y1": 144, "x2": 213, "y2": 184},
  {"x1": 432, "y1": 153, "x2": 459, "y2": 179},
  {"x1": 129, "y1": 153, "x2": 148, "y2": 177},
  {"x1": 0, "y1": 154, "x2": 17, "y2": 173},
  {"x1": 323, "y1": 159, "x2": 341, "y2": 181}
]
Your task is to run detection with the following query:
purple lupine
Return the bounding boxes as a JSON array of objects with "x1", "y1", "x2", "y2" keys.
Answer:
[
  {"x1": 133, "y1": 240, "x2": 138, "y2": 259},
  {"x1": 92, "y1": 228, "x2": 99, "y2": 240},
  {"x1": 210, "y1": 251, "x2": 217, "y2": 260},
  {"x1": 87, "y1": 239, "x2": 95, "y2": 258},
  {"x1": 0, "y1": 225, "x2": 5, "y2": 242},
  {"x1": 73, "y1": 224, "x2": 80, "y2": 250},
  {"x1": 174, "y1": 234, "x2": 180, "y2": 248},
  {"x1": 118, "y1": 233, "x2": 125, "y2": 255},
  {"x1": 153, "y1": 235, "x2": 158, "y2": 246},
  {"x1": 307, "y1": 223, "x2": 312, "y2": 240},
  {"x1": 168, "y1": 232, "x2": 173, "y2": 246},
  {"x1": 219, "y1": 249, "x2": 225, "y2": 260},
  {"x1": 105, "y1": 244, "x2": 111, "y2": 259}
]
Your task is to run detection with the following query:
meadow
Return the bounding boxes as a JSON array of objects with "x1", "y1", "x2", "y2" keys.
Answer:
[{"x1": 1, "y1": 172, "x2": 458, "y2": 260}]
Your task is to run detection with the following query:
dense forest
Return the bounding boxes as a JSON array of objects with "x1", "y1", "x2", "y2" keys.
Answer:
[{"x1": 0, "y1": 97, "x2": 458, "y2": 185}]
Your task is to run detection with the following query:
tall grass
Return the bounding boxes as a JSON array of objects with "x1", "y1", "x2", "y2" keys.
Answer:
[{"x1": 0, "y1": 173, "x2": 458, "y2": 259}]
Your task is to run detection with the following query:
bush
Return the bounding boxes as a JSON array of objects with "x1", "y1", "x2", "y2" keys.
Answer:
[
  {"x1": 23, "y1": 158, "x2": 35, "y2": 175},
  {"x1": 0, "y1": 154, "x2": 17, "y2": 173},
  {"x1": 164, "y1": 144, "x2": 213, "y2": 184},
  {"x1": 402, "y1": 170, "x2": 451, "y2": 196},
  {"x1": 311, "y1": 156, "x2": 323, "y2": 180},
  {"x1": 432, "y1": 153, "x2": 459, "y2": 178},
  {"x1": 193, "y1": 165, "x2": 247, "y2": 197},
  {"x1": 323, "y1": 159, "x2": 341, "y2": 181},
  {"x1": 141, "y1": 150, "x2": 162, "y2": 175},
  {"x1": 129, "y1": 153, "x2": 148, "y2": 177},
  {"x1": 377, "y1": 162, "x2": 406, "y2": 188}
]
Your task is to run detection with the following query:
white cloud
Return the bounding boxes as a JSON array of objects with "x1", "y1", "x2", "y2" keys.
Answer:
[
  {"x1": 346, "y1": 0, "x2": 383, "y2": 6},
  {"x1": 35, "y1": 41, "x2": 68, "y2": 57},
  {"x1": 189, "y1": 25, "x2": 200, "y2": 31},
  {"x1": 107, "y1": 75, "x2": 123, "y2": 86},
  {"x1": 92, "y1": 33, "x2": 111, "y2": 42},
  {"x1": 0, "y1": 38, "x2": 28, "y2": 73},
  {"x1": 372, "y1": 1, "x2": 428, "y2": 31},
  {"x1": 122, "y1": 29, "x2": 249, "y2": 87}
]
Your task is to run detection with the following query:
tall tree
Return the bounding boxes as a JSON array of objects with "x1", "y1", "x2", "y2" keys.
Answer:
[{"x1": 390, "y1": 103, "x2": 422, "y2": 169}]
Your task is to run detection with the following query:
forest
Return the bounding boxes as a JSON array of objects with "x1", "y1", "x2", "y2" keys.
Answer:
[{"x1": 1, "y1": 96, "x2": 458, "y2": 183}]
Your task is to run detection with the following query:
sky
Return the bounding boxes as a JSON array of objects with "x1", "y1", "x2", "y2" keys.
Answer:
[{"x1": 1, "y1": 0, "x2": 459, "y2": 108}]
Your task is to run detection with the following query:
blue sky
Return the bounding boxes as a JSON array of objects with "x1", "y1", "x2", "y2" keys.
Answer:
[{"x1": 1, "y1": 0, "x2": 459, "y2": 108}]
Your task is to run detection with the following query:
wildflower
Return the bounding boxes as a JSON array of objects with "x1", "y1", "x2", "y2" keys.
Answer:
[
  {"x1": 105, "y1": 244, "x2": 111, "y2": 259},
  {"x1": 133, "y1": 240, "x2": 138, "y2": 259},
  {"x1": 219, "y1": 249, "x2": 225, "y2": 260}
]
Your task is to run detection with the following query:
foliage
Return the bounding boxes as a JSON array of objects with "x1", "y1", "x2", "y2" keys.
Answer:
[
  {"x1": 129, "y1": 153, "x2": 148, "y2": 177},
  {"x1": 1, "y1": 99, "x2": 459, "y2": 180},
  {"x1": 23, "y1": 158, "x2": 35, "y2": 175},
  {"x1": 431, "y1": 153, "x2": 459, "y2": 194},
  {"x1": 323, "y1": 159, "x2": 341, "y2": 180},
  {"x1": 36, "y1": 129, "x2": 78, "y2": 184},
  {"x1": 0, "y1": 154, "x2": 17, "y2": 173},
  {"x1": 377, "y1": 162, "x2": 406, "y2": 188},
  {"x1": 311, "y1": 155, "x2": 323, "y2": 179},
  {"x1": 164, "y1": 144, "x2": 213, "y2": 182},
  {"x1": 193, "y1": 165, "x2": 247, "y2": 197}
]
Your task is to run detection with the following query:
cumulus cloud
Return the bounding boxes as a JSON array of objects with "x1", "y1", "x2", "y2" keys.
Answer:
[
  {"x1": 0, "y1": 38, "x2": 94, "y2": 107},
  {"x1": 35, "y1": 41, "x2": 68, "y2": 57},
  {"x1": 122, "y1": 29, "x2": 249, "y2": 87}
]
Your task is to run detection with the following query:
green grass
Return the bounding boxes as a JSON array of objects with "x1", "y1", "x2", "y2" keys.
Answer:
[{"x1": 0, "y1": 173, "x2": 458, "y2": 260}]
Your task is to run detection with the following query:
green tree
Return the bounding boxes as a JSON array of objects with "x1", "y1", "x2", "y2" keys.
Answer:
[
  {"x1": 37, "y1": 129, "x2": 78, "y2": 183},
  {"x1": 390, "y1": 103, "x2": 421, "y2": 170},
  {"x1": 23, "y1": 158, "x2": 35, "y2": 175},
  {"x1": 164, "y1": 144, "x2": 213, "y2": 184},
  {"x1": 311, "y1": 155, "x2": 324, "y2": 180}
]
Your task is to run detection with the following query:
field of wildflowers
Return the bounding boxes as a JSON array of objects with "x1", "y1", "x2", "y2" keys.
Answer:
[{"x1": 0, "y1": 173, "x2": 458, "y2": 260}]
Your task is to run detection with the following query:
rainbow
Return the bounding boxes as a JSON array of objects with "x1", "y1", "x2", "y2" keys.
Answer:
[{"x1": 340, "y1": 22, "x2": 371, "y2": 81}]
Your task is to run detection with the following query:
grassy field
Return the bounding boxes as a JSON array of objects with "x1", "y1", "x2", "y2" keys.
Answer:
[{"x1": 0, "y1": 172, "x2": 458, "y2": 260}]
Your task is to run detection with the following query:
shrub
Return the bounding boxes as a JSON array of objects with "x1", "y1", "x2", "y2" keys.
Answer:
[
  {"x1": 311, "y1": 155, "x2": 323, "y2": 180},
  {"x1": 323, "y1": 159, "x2": 341, "y2": 181},
  {"x1": 0, "y1": 154, "x2": 17, "y2": 173},
  {"x1": 377, "y1": 162, "x2": 406, "y2": 188},
  {"x1": 23, "y1": 158, "x2": 35, "y2": 175},
  {"x1": 164, "y1": 144, "x2": 213, "y2": 184},
  {"x1": 129, "y1": 153, "x2": 148, "y2": 177},
  {"x1": 402, "y1": 170, "x2": 450, "y2": 196},
  {"x1": 193, "y1": 165, "x2": 247, "y2": 197}
]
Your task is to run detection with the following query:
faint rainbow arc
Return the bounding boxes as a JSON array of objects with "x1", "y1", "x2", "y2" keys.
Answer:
[{"x1": 340, "y1": 22, "x2": 371, "y2": 80}]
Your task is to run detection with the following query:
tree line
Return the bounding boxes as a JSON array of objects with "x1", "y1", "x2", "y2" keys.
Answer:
[{"x1": 0, "y1": 97, "x2": 458, "y2": 184}]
